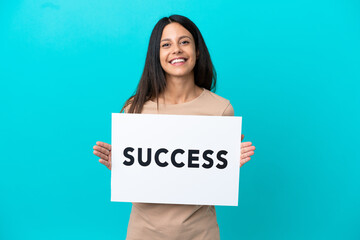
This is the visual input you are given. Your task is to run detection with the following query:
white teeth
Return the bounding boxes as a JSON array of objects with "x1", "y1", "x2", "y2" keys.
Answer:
[{"x1": 171, "y1": 58, "x2": 185, "y2": 64}]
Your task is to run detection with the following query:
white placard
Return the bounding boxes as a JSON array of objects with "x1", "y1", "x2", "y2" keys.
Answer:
[{"x1": 111, "y1": 113, "x2": 242, "y2": 206}]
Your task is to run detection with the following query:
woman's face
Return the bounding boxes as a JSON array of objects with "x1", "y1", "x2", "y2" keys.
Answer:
[{"x1": 159, "y1": 23, "x2": 197, "y2": 79}]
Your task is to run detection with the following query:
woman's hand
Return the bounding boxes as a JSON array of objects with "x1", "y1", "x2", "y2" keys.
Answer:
[
  {"x1": 93, "y1": 141, "x2": 112, "y2": 170},
  {"x1": 240, "y1": 134, "x2": 255, "y2": 167}
]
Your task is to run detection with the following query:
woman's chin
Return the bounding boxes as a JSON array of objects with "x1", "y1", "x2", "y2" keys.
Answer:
[{"x1": 165, "y1": 71, "x2": 194, "y2": 79}]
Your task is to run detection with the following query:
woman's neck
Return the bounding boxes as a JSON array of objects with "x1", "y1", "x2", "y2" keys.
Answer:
[{"x1": 159, "y1": 73, "x2": 203, "y2": 104}]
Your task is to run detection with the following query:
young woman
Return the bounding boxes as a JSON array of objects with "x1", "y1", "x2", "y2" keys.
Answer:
[{"x1": 93, "y1": 15, "x2": 255, "y2": 240}]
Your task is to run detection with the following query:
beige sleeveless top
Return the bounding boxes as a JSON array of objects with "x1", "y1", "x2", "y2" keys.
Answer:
[{"x1": 125, "y1": 89, "x2": 234, "y2": 240}]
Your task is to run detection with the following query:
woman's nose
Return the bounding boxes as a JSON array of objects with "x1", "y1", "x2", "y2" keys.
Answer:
[{"x1": 172, "y1": 44, "x2": 182, "y2": 54}]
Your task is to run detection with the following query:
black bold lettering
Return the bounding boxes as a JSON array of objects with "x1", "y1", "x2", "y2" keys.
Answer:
[
  {"x1": 216, "y1": 150, "x2": 228, "y2": 169},
  {"x1": 188, "y1": 149, "x2": 200, "y2": 168},
  {"x1": 155, "y1": 148, "x2": 169, "y2": 167},
  {"x1": 123, "y1": 147, "x2": 135, "y2": 166},
  {"x1": 171, "y1": 149, "x2": 185, "y2": 168},
  {"x1": 138, "y1": 148, "x2": 151, "y2": 166},
  {"x1": 202, "y1": 150, "x2": 214, "y2": 169}
]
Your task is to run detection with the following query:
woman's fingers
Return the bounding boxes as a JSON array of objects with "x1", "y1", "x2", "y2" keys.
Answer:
[
  {"x1": 239, "y1": 141, "x2": 255, "y2": 167},
  {"x1": 240, "y1": 157, "x2": 251, "y2": 167},
  {"x1": 241, "y1": 145, "x2": 256, "y2": 154},
  {"x1": 93, "y1": 144, "x2": 110, "y2": 156},
  {"x1": 99, "y1": 159, "x2": 111, "y2": 170},
  {"x1": 241, "y1": 142, "x2": 256, "y2": 158},
  {"x1": 93, "y1": 150, "x2": 109, "y2": 160},
  {"x1": 241, "y1": 142, "x2": 252, "y2": 148},
  {"x1": 93, "y1": 141, "x2": 112, "y2": 170},
  {"x1": 96, "y1": 141, "x2": 111, "y2": 151},
  {"x1": 241, "y1": 151, "x2": 255, "y2": 159}
]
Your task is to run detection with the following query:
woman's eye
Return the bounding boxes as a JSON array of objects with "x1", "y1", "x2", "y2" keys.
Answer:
[
  {"x1": 161, "y1": 43, "x2": 170, "y2": 47},
  {"x1": 181, "y1": 40, "x2": 189, "y2": 45}
]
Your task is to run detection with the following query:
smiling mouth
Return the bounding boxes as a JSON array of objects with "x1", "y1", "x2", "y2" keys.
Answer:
[{"x1": 169, "y1": 58, "x2": 187, "y2": 65}]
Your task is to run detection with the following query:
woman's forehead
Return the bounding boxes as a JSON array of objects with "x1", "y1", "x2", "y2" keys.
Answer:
[{"x1": 161, "y1": 23, "x2": 193, "y2": 41}]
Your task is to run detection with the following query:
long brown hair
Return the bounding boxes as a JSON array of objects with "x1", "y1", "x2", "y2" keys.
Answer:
[{"x1": 121, "y1": 15, "x2": 216, "y2": 113}]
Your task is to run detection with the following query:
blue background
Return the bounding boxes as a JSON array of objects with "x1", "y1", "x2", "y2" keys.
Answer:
[{"x1": 1, "y1": 0, "x2": 359, "y2": 239}]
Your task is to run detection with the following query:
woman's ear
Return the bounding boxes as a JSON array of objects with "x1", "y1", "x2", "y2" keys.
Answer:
[{"x1": 196, "y1": 50, "x2": 200, "y2": 59}]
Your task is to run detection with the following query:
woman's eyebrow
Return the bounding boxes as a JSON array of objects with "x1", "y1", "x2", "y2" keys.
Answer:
[{"x1": 160, "y1": 35, "x2": 192, "y2": 42}]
